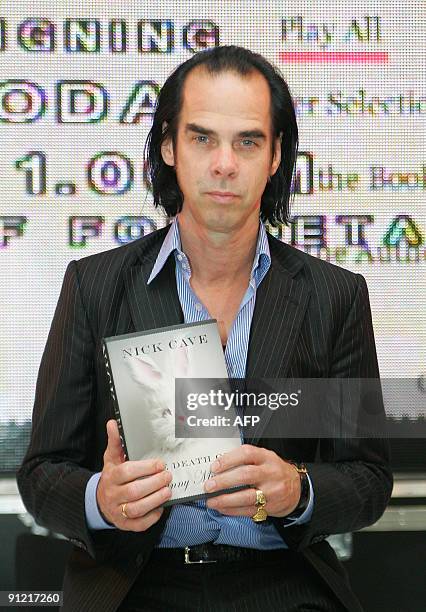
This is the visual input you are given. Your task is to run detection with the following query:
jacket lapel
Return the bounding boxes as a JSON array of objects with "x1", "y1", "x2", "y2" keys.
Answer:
[
  {"x1": 244, "y1": 236, "x2": 311, "y2": 444},
  {"x1": 246, "y1": 236, "x2": 311, "y2": 379},
  {"x1": 123, "y1": 229, "x2": 183, "y2": 333}
]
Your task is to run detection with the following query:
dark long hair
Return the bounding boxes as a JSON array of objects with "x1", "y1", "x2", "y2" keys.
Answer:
[{"x1": 144, "y1": 45, "x2": 298, "y2": 226}]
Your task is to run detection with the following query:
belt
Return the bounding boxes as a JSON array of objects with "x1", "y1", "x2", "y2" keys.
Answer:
[{"x1": 149, "y1": 542, "x2": 291, "y2": 565}]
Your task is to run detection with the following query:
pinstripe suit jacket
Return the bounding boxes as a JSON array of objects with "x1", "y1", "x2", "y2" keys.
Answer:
[{"x1": 17, "y1": 225, "x2": 392, "y2": 612}]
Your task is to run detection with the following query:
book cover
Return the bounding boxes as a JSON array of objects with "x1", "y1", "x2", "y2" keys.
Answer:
[{"x1": 102, "y1": 319, "x2": 242, "y2": 505}]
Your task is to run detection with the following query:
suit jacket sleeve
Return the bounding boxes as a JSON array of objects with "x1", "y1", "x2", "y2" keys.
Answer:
[
  {"x1": 16, "y1": 260, "x2": 161, "y2": 563},
  {"x1": 274, "y1": 273, "x2": 393, "y2": 551}
]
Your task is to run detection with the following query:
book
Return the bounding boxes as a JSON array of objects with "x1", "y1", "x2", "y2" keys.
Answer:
[{"x1": 102, "y1": 319, "x2": 242, "y2": 505}]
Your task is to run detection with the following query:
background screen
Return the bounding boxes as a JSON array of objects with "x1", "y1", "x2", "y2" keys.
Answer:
[{"x1": 1, "y1": 1, "x2": 425, "y2": 471}]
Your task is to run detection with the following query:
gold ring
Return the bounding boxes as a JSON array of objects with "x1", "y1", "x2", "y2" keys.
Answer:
[
  {"x1": 255, "y1": 489, "x2": 267, "y2": 506},
  {"x1": 121, "y1": 502, "x2": 129, "y2": 519},
  {"x1": 252, "y1": 489, "x2": 268, "y2": 522}
]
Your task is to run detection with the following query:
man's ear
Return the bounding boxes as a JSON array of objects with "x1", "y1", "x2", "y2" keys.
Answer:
[
  {"x1": 270, "y1": 132, "x2": 282, "y2": 177},
  {"x1": 161, "y1": 122, "x2": 175, "y2": 167}
]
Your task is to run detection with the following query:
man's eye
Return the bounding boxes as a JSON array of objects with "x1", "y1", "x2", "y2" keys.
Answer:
[{"x1": 193, "y1": 136, "x2": 255, "y2": 147}]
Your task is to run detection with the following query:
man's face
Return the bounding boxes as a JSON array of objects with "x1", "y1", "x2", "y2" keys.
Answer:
[{"x1": 161, "y1": 67, "x2": 281, "y2": 234}]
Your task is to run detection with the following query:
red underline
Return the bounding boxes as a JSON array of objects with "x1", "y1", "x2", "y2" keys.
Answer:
[{"x1": 278, "y1": 51, "x2": 389, "y2": 63}]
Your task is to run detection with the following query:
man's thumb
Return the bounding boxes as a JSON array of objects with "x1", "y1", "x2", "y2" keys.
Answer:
[{"x1": 105, "y1": 419, "x2": 126, "y2": 464}]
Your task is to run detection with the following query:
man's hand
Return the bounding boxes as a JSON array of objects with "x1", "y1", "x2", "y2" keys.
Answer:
[
  {"x1": 204, "y1": 444, "x2": 301, "y2": 518},
  {"x1": 96, "y1": 419, "x2": 172, "y2": 531}
]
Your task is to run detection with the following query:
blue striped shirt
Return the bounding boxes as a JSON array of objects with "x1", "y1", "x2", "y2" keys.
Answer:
[{"x1": 85, "y1": 218, "x2": 313, "y2": 547}]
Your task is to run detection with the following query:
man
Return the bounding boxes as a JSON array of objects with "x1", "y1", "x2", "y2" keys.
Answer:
[{"x1": 18, "y1": 46, "x2": 392, "y2": 612}]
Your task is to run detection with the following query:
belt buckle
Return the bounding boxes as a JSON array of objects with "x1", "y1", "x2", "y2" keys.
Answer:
[{"x1": 184, "y1": 546, "x2": 217, "y2": 564}]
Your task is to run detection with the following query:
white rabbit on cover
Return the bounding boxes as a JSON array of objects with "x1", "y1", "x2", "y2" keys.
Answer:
[{"x1": 126, "y1": 346, "x2": 193, "y2": 455}]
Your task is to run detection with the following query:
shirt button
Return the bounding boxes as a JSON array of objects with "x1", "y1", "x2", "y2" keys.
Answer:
[
  {"x1": 195, "y1": 303, "x2": 202, "y2": 311},
  {"x1": 177, "y1": 254, "x2": 182, "y2": 261}
]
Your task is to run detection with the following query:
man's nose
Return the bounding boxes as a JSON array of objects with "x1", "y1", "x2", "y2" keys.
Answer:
[{"x1": 210, "y1": 144, "x2": 238, "y2": 178}]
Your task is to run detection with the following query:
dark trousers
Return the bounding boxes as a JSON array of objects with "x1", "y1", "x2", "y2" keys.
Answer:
[{"x1": 118, "y1": 549, "x2": 348, "y2": 612}]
